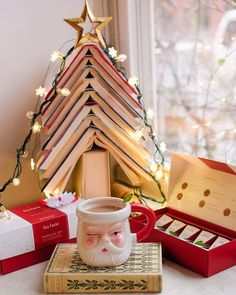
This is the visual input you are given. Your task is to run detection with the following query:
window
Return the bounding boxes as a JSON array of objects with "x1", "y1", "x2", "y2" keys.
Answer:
[{"x1": 111, "y1": 0, "x2": 236, "y2": 165}]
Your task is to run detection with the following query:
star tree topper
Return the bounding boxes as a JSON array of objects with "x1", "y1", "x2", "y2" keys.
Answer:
[{"x1": 64, "y1": 0, "x2": 112, "y2": 49}]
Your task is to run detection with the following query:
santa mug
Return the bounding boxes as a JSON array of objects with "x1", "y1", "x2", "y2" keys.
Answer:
[{"x1": 76, "y1": 197, "x2": 156, "y2": 267}]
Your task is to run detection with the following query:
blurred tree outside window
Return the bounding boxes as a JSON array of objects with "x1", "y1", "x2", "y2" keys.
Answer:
[{"x1": 153, "y1": 0, "x2": 236, "y2": 165}]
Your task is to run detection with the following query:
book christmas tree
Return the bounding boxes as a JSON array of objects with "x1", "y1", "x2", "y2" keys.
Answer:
[
  {"x1": 36, "y1": 0, "x2": 166, "y2": 204},
  {"x1": 0, "y1": 0, "x2": 166, "y2": 215}
]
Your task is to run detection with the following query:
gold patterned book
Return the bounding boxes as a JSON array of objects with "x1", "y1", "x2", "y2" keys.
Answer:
[{"x1": 44, "y1": 243, "x2": 162, "y2": 293}]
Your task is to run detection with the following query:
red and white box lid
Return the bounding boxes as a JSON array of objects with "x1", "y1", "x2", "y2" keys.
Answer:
[{"x1": 0, "y1": 199, "x2": 79, "y2": 261}]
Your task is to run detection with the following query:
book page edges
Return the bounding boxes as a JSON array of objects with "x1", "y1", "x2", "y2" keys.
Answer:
[
  {"x1": 44, "y1": 272, "x2": 162, "y2": 293},
  {"x1": 75, "y1": 149, "x2": 111, "y2": 198}
]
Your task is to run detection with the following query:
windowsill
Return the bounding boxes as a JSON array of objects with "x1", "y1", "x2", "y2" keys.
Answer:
[{"x1": 0, "y1": 258, "x2": 235, "y2": 294}]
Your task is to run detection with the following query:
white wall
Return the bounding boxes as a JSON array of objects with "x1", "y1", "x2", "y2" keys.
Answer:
[{"x1": 0, "y1": 0, "x2": 104, "y2": 208}]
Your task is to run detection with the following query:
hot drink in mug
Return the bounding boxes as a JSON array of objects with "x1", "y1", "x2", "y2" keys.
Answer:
[{"x1": 76, "y1": 197, "x2": 156, "y2": 267}]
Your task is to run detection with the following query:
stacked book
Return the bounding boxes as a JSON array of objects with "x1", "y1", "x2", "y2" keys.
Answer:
[
  {"x1": 37, "y1": 43, "x2": 155, "y2": 198},
  {"x1": 44, "y1": 243, "x2": 162, "y2": 293}
]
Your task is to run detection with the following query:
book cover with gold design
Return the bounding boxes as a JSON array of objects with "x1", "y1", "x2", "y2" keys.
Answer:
[{"x1": 44, "y1": 243, "x2": 162, "y2": 293}]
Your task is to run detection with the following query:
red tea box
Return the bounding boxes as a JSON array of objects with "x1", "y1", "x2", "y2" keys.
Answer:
[{"x1": 130, "y1": 153, "x2": 236, "y2": 277}]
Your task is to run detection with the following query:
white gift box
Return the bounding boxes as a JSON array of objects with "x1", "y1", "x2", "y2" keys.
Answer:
[{"x1": 0, "y1": 200, "x2": 78, "y2": 274}]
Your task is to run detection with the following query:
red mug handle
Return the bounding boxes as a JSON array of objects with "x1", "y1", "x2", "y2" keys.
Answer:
[{"x1": 130, "y1": 203, "x2": 156, "y2": 242}]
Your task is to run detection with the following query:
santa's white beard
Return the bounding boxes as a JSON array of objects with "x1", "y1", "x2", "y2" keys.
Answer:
[{"x1": 78, "y1": 224, "x2": 133, "y2": 267}]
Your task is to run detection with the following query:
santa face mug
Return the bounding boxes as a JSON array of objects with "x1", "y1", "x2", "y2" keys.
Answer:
[{"x1": 76, "y1": 197, "x2": 156, "y2": 267}]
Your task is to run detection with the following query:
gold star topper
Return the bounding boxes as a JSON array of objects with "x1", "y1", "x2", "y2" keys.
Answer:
[{"x1": 64, "y1": 0, "x2": 112, "y2": 49}]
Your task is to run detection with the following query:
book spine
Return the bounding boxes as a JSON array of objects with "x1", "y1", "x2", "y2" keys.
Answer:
[
  {"x1": 44, "y1": 272, "x2": 162, "y2": 293},
  {"x1": 44, "y1": 274, "x2": 63, "y2": 294}
]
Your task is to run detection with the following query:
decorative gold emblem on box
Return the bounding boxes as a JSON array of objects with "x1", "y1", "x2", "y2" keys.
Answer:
[
  {"x1": 223, "y1": 208, "x2": 230, "y2": 216},
  {"x1": 199, "y1": 200, "x2": 206, "y2": 208},
  {"x1": 181, "y1": 182, "x2": 188, "y2": 189},
  {"x1": 177, "y1": 193, "x2": 183, "y2": 200},
  {"x1": 204, "y1": 189, "x2": 211, "y2": 197}
]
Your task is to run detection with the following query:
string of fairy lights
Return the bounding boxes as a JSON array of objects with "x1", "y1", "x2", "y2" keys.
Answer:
[
  {"x1": 0, "y1": 41, "x2": 167, "y2": 218},
  {"x1": 0, "y1": 45, "x2": 75, "y2": 216},
  {"x1": 106, "y1": 46, "x2": 167, "y2": 204}
]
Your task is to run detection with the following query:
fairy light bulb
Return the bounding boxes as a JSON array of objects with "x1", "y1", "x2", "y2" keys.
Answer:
[
  {"x1": 54, "y1": 188, "x2": 60, "y2": 196},
  {"x1": 155, "y1": 166, "x2": 164, "y2": 180},
  {"x1": 115, "y1": 54, "x2": 127, "y2": 62},
  {"x1": 160, "y1": 141, "x2": 167, "y2": 153},
  {"x1": 35, "y1": 86, "x2": 47, "y2": 97},
  {"x1": 0, "y1": 205, "x2": 11, "y2": 220},
  {"x1": 1, "y1": 211, "x2": 11, "y2": 220},
  {"x1": 44, "y1": 191, "x2": 52, "y2": 199},
  {"x1": 21, "y1": 150, "x2": 28, "y2": 158},
  {"x1": 58, "y1": 88, "x2": 71, "y2": 96},
  {"x1": 135, "y1": 130, "x2": 143, "y2": 139},
  {"x1": 12, "y1": 178, "x2": 20, "y2": 186},
  {"x1": 147, "y1": 108, "x2": 154, "y2": 119},
  {"x1": 26, "y1": 111, "x2": 34, "y2": 119},
  {"x1": 132, "y1": 127, "x2": 144, "y2": 141},
  {"x1": 149, "y1": 162, "x2": 158, "y2": 173},
  {"x1": 128, "y1": 75, "x2": 139, "y2": 87},
  {"x1": 50, "y1": 51, "x2": 64, "y2": 62},
  {"x1": 108, "y1": 47, "x2": 118, "y2": 58},
  {"x1": 151, "y1": 131, "x2": 156, "y2": 137},
  {"x1": 30, "y1": 158, "x2": 35, "y2": 170},
  {"x1": 32, "y1": 122, "x2": 42, "y2": 133}
]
